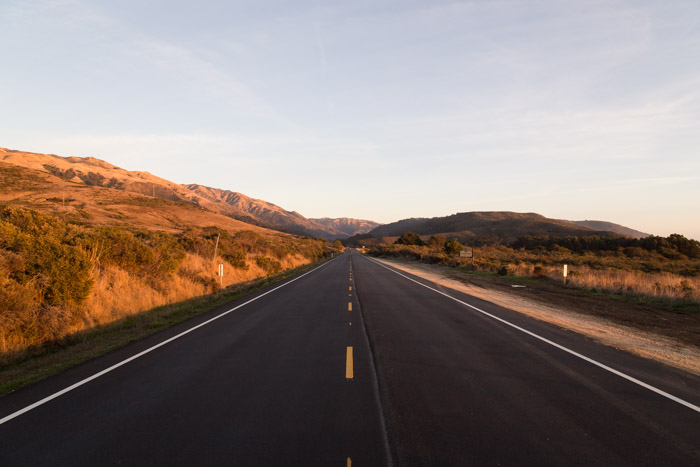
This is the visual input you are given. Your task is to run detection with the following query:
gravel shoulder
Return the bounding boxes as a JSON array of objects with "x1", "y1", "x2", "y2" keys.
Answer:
[{"x1": 374, "y1": 257, "x2": 700, "y2": 376}]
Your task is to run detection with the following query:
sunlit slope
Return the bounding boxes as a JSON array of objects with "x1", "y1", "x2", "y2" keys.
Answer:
[
  {"x1": 186, "y1": 184, "x2": 346, "y2": 238},
  {"x1": 0, "y1": 160, "x2": 265, "y2": 234},
  {"x1": 1, "y1": 148, "x2": 375, "y2": 239}
]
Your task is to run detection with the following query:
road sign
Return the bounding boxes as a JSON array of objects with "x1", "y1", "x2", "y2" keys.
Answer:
[{"x1": 459, "y1": 248, "x2": 473, "y2": 258}]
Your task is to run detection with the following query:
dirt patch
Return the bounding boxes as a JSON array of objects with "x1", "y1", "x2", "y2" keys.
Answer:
[{"x1": 374, "y1": 258, "x2": 700, "y2": 376}]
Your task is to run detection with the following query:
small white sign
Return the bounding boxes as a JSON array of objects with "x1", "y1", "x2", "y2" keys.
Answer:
[{"x1": 459, "y1": 248, "x2": 473, "y2": 258}]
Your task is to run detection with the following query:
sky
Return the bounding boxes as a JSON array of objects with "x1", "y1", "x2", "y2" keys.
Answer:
[{"x1": 1, "y1": 0, "x2": 699, "y2": 239}]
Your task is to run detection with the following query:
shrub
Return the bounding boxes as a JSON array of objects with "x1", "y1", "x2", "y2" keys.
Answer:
[
  {"x1": 497, "y1": 265, "x2": 512, "y2": 276},
  {"x1": 223, "y1": 250, "x2": 248, "y2": 270},
  {"x1": 255, "y1": 255, "x2": 281, "y2": 276},
  {"x1": 396, "y1": 232, "x2": 424, "y2": 246},
  {"x1": 427, "y1": 235, "x2": 446, "y2": 251},
  {"x1": 0, "y1": 208, "x2": 94, "y2": 309},
  {"x1": 444, "y1": 238, "x2": 463, "y2": 255},
  {"x1": 145, "y1": 231, "x2": 186, "y2": 275},
  {"x1": 81, "y1": 227, "x2": 154, "y2": 274}
]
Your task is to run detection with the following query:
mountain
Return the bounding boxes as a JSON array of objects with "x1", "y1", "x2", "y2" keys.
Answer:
[
  {"x1": 568, "y1": 220, "x2": 649, "y2": 239},
  {"x1": 1, "y1": 148, "x2": 376, "y2": 239},
  {"x1": 363, "y1": 211, "x2": 623, "y2": 244},
  {"x1": 0, "y1": 157, "x2": 266, "y2": 235},
  {"x1": 309, "y1": 217, "x2": 381, "y2": 237},
  {"x1": 185, "y1": 184, "x2": 347, "y2": 238}
]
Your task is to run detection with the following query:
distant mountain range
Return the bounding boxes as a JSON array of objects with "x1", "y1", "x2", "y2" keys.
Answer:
[
  {"x1": 0, "y1": 148, "x2": 377, "y2": 239},
  {"x1": 353, "y1": 211, "x2": 648, "y2": 245},
  {"x1": 309, "y1": 217, "x2": 381, "y2": 237}
]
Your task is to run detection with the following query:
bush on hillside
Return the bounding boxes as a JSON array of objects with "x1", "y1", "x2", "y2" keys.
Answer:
[
  {"x1": 444, "y1": 238, "x2": 463, "y2": 255},
  {"x1": 255, "y1": 255, "x2": 282, "y2": 276},
  {"x1": 396, "y1": 232, "x2": 424, "y2": 246}
]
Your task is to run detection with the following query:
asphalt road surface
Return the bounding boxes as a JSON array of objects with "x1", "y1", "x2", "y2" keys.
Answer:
[{"x1": 1, "y1": 250, "x2": 698, "y2": 466}]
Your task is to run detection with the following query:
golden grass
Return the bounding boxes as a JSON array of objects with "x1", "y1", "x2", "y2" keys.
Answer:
[
  {"x1": 370, "y1": 244, "x2": 699, "y2": 305},
  {"x1": 79, "y1": 252, "x2": 312, "y2": 330},
  {"x1": 1, "y1": 251, "x2": 313, "y2": 357},
  {"x1": 508, "y1": 263, "x2": 699, "y2": 302}
]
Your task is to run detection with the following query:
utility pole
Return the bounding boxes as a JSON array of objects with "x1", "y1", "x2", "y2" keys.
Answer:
[{"x1": 212, "y1": 233, "x2": 221, "y2": 263}]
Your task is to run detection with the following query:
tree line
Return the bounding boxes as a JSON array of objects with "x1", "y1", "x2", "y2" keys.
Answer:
[{"x1": 511, "y1": 234, "x2": 700, "y2": 259}]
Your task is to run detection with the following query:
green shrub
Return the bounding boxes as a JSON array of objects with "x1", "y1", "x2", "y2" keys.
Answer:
[
  {"x1": 396, "y1": 232, "x2": 424, "y2": 246},
  {"x1": 81, "y1": 227, "x2": 154, "y2": 274},
  {"x1": 255, "y1": 255, "x2": 281, "y2": 276},
  {"x1": 445, "y1": 238, "x2": 463, "y2": 255},
  {"x1": 146, "y1": 231, "x2": 186, "y2": 275},
  {"x1": 0, "y1": 208, "x2": 94, "y2": 309},
  {"x1": 223, "y1": 250, "x2": 248, "y2": 270}
]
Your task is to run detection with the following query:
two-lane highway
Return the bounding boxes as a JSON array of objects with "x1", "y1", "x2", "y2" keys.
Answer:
[
  {"x1": 0, "y1": 252, "x2": 389, "y2": 466},
  {"x1": 1, "y1": 249, "x2": 699, "y2": 465}
]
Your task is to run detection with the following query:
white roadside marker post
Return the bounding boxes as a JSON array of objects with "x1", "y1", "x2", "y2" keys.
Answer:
[
  {"x1": 219, "y1": 263, "x2": 224, "y2": 287},
  {"x1": 563, "y1": 264, "x2": 568, "y2": 284}
]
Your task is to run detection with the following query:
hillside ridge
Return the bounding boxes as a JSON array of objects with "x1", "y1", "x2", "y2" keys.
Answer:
[
  {"x1": 363, "y1": 211, "x2": 641, "y2": 245},
  {"x1": 0, "y1": 148, "x2": 376, "y2": 239}
]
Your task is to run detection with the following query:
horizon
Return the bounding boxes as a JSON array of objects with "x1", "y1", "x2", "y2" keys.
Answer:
[{"x1": 2, "y1": 1, "x2": 699, "y2": 239}]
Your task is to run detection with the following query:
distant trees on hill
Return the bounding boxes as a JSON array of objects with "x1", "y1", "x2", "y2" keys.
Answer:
[
  {"x1": 395, "y1": 232, "x2": 464, "y2": 256},
  {"x1": 511, "y1": 234, "x2": 700, "y2": 259},
  {"x1": 395, "y1": 232, "x2": 424, "y2": 246}
]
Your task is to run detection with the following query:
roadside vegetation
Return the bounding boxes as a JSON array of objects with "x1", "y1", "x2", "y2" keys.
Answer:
[
  {"x1": 366, "y1": 232, "x2": 700, "y2": 306},
  {"x1": 0, "y1": 207, "x2": 339, "y2": 361}
]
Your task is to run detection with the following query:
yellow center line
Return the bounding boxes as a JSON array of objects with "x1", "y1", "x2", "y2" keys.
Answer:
[
  {"x1": 348, "y1": 302, "x2": 352, "y2": 311},
  {"x1": 349, "y1": 286, "x2": 352, "y2": 291},
  {"x1": 346, "y1": 347, "x2": 354, "y2": 379},
  {"x1": 347, "y1": 458, "x2": 352, "y2": 467}
]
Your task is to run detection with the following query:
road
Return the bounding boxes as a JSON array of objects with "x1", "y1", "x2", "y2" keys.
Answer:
[{"x1": 0, "y1": 249, "x2": 699, "y2": 465}]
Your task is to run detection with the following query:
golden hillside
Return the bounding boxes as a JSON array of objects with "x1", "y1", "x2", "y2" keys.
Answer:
[
  {"x1": 0, "y1": 150, "x2": 267, "y2": 234},
  {"x1": 1, "y1": 148, "x2": 371, "y2": 239}
]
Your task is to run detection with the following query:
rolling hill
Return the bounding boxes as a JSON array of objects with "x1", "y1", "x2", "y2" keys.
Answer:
[
  {"x1": 568, "y1": 220, "x2": 649, "y2": 239},
  {"x1": 0, "y1": 159, "x2": 261, "y2": 234},
  {"x1": 185, "y1": 184, "x2": 352, "y2": 238},
  {"x1": 0, "y1": 148, "x2": 376, "y2": 239},
  {"x1": 0, "y1": 151, "x2": 342, "y2": 357},
  {"x1": 362, "y1": 211, "x2": 633, "y2": 245}
]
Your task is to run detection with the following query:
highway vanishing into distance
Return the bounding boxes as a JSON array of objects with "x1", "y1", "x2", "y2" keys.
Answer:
[{"x1": 1, "y1": 250, "x2": 699, "y2": 465}]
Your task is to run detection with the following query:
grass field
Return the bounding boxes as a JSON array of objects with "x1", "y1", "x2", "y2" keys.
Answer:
[{"x1": 368, "y1": 243, "x2": 700, "y2": 307}]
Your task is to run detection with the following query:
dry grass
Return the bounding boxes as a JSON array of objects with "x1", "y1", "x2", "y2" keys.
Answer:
[
  {"x1": 506, "y1": 263, "x2": 699, "y2": 302},
  {"x1": 369, "y1": 244, "x2": 700, "y2": 306},
  {"x1": 72, "y1": 252, "x2": 313, "y2": 332}
]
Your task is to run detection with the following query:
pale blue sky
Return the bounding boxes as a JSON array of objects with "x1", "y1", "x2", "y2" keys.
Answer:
[{"x1": 2, "y1": 0, "x2": 699, "y2": 239}]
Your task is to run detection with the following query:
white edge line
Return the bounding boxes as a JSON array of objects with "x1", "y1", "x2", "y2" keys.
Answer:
[
  {"x1": 364, "y1": 256, "x2": 700, "y2": 414},
  {"x1": 0, "y1": 257, "x2": 338, "y2": 426}
]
